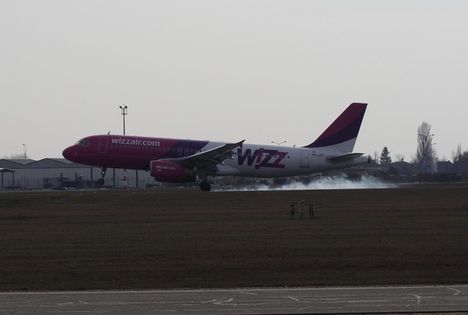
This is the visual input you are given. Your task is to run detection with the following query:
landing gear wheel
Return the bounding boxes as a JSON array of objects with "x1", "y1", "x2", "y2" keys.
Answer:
[
  {"x1": 199, "y1": 181, "x2": 211, "y2": 192},
  {"x1": 97, "y1": 167, "x2": 106, "y2": 186}
]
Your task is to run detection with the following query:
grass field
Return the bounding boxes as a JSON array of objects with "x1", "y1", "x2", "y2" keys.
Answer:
[{"x1": 1, "y1": 185, "x2": 468, "y2": 291}]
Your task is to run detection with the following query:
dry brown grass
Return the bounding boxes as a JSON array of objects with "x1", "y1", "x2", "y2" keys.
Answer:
[{"x1": 1, "y1": 185, "x2": 468, "y2": 290}]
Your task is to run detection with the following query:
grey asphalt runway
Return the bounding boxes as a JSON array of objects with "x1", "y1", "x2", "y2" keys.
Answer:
[{"x1": 1, "y1": 285, "x2": 468, "y2": 314}]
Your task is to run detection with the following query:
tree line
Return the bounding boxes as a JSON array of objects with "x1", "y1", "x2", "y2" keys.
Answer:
[{"x1": 376, "y1": 121, "x2": 468, "y2": 175}]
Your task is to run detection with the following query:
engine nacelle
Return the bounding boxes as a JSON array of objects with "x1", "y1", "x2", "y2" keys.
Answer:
[{"x1": 150, "y1": 160, "x2": 196, "y2": 183}]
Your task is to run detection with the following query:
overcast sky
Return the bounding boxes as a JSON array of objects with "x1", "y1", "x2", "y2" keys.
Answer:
[{"x1": 1, "y1": 0, "x2": 467, "y2": 161}]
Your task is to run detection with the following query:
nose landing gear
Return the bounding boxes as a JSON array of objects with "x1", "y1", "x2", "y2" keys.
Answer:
[{"x1": 97, "y1": 167, "x2": 106, "y2": 186}]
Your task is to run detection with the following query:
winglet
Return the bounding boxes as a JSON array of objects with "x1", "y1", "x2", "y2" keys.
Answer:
[{"x1": 305, "y1": 103, "x2": 367, "y2": 151}]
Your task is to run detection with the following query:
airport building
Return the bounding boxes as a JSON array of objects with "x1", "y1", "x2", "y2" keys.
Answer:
[{"x1": 0, "y1": 158, "x2": 155, "y2": 190}]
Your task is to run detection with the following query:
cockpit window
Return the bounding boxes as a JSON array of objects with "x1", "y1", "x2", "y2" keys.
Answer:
[{"x1": 75, "y1": 139, "x2": 89, "y2": 146}]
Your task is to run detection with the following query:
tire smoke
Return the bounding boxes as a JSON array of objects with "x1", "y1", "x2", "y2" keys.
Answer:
[{"x1": 214, "y1": 175, "x2": 396, "y2": 191}]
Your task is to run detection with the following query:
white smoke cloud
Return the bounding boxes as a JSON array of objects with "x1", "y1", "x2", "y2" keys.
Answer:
[{"x1": 214, "y1": 175, "x2": 396, "y2": 192}]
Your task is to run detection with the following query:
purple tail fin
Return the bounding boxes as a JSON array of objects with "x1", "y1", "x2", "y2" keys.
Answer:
[{"x1": 305, "y1": 103, "x2": 367, "y2": 151}]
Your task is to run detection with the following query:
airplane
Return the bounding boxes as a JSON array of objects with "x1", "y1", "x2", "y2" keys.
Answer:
[{"x1": 62, "y1": 103, "x2": 369, "y2": 191}]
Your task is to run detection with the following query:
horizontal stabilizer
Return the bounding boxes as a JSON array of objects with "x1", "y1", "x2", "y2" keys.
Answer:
[{"x1": 327, "y1": 153, "x2": 363, "y2": 163}]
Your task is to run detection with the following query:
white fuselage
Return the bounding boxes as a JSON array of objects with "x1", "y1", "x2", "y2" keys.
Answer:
[{"x1": 202, "y1": 142, "x2": 366, "y2": 178}]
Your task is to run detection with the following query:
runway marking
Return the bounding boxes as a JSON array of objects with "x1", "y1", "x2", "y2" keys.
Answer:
[
  {"x1": 21, "y1": 299, "x2": 43, "y2": 304},
  {"x1": 203, "y1": 297, "x2": 236, "y2": 306},
  {"x1": 221, "y1": 297, "x2": 233, "y2": 303},
  {"x1": 448, "y1": 287, "x2": 461, "y2": 296},
  {"x1": 238, "y1": 291, "x2": 257, "y2": 296},
  {"x1": 347, "y1": 299, "x2": 388, "y2": 303},
  {"x1": 319, "y1": 299, "x2": 388, "y2": 304},
  {"x1": 286, "y1": 296, "x2": 299, "y2": 302},
  {"x1": 409, "y1": 294, "x2": 422, "y2": 304}
]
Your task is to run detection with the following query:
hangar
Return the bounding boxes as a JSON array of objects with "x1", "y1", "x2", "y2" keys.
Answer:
[{"x1": 0, "y1": 158, "x2": 154, "y2": 190}]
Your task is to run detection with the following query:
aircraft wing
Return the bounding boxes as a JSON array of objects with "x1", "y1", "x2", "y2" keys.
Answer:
[{"x1": 168, "y1": 140, "x2": 245, "y2": 173}]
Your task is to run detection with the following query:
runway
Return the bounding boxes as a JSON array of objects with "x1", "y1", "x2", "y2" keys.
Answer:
[{"x1": 1, "y1": 285, "x2": 468, "y2": 314}]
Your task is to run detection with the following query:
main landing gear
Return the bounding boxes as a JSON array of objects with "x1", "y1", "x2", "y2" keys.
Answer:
[
  {"x1": 97, "y1": 167, "x2": 106, "y2": 186},
  {"x1": 199, "y1": 180, "x2": 211, "y2": 192}
]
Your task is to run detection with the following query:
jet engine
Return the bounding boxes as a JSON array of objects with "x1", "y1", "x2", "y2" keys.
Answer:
[{"x1": 150, "y1": 160, "x2": 196, "y2": 183}]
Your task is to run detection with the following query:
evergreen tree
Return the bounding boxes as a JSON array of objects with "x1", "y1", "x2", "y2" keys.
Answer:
[{"x1": 380, "y1": 146, "x2": 392, "y2": 166}]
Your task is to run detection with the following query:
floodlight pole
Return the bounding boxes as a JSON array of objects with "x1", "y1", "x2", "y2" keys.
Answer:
[
  {"x1": 118, "y1": 105, "x2": 128, "y2": 190},
  {"x1": 119, "y1": 105, "x2": 128, "y2": 135}
]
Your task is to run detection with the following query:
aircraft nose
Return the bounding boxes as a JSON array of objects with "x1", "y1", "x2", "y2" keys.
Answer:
[{"x1": 62, "y1": 146, "x2": 75, "y2": 161}]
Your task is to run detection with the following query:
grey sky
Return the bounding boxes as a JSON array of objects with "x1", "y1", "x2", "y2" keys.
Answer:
[{"x1": 1, "y1": 0, "x2": 467, "y2": 161}]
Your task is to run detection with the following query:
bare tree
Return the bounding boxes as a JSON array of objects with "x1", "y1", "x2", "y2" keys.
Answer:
[
  {"x1": 452, "y1": 144, "x2": 462, "y2": 163},
  {"x1": 416, "y1": 122, "x2": 436, "y2": 173},
  {"x1": 394, "y1": 153, "x2": 405, "y2": 162},
  {"x1": 2, "y1": 153, "x2": 29, "y2": 159}
]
